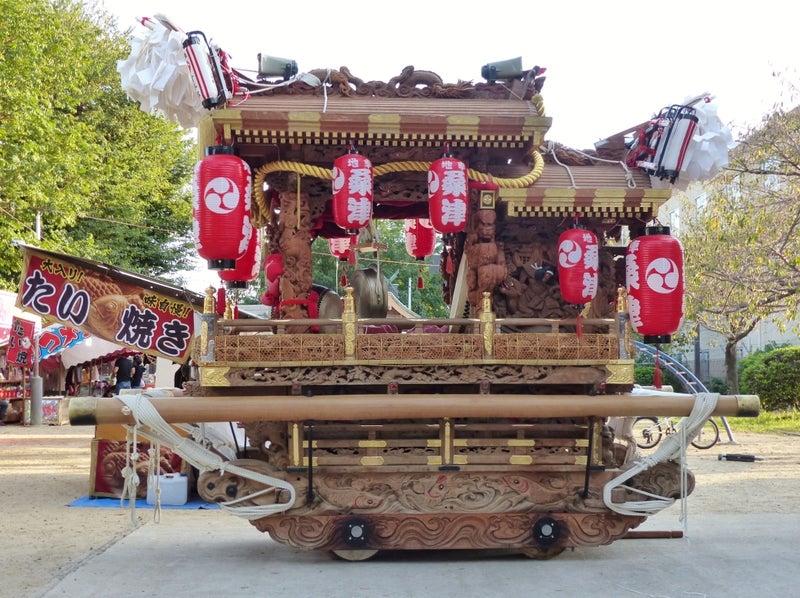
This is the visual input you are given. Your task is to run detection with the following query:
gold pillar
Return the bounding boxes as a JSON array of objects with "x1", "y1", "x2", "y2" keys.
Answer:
[
  {"x1": 343, "y1": 287, "x2": 357, "y2": 359},
  {"x1": 479, "y1": 292, "x2": 495, "y2": 357}
]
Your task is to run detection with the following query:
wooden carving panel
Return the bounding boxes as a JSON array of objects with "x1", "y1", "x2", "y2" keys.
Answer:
[{"x1": 254, "y1": 512, "x2": 644, "y2": 552}]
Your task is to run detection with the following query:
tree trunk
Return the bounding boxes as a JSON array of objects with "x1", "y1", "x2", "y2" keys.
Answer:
[{"x1": 724, "y1": 340, "x2": 740, "y2": 394}]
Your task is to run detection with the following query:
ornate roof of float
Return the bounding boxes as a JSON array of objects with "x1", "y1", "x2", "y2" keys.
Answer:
[
  {"x1": 118, "y1": 19, "x2": 732, "y2": 228},
  {"x1": 200, "y1": 66, "x2": 552, "y2": 150},
  {"x1": 196, "y1": 65, "x2": 671, "y2": 227}
]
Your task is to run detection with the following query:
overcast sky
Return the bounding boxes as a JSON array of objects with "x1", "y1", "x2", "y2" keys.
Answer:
[
  {"x1": 96, "y1": 0, "x2": 799, "y2": 149},
  {"x1": 92, "y1": 0, "x2": 800, "y2": 292}
]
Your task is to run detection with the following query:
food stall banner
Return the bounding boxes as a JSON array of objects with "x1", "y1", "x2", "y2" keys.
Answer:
[
  {"x1": 17, "y1": 247, "x2": 201, "y2": 363},
  {"x1": 8, "y1": 316, "x2": 36, "y2": 367},
  {"x1": 37, "y1": 324, "x2": 91, "y2": 361}
]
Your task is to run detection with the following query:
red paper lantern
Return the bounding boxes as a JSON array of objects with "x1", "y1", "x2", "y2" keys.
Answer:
[
  {"x1": 193, "y1": 145, "x2": 252, "y2": 269},
  {"x1": 404, "y1": 218, "x2": 436, "y2": 260},
  {"x1": 328, "y1": 236, "x2": 352, "y2": 261},
  {"x1": 219, "y1": 225, "x2": 261, "y2": 288},
  {"x1": 331, "y1": 149, "x2": 373, "y2": 232},
  {"x1": 259, "y1": 253, "x2": 284, "y2": 307},
  {"x1": 557, "y1": 227, "x2": 599, "y2": 305},
  {"x1": 625, "y1": 226, "x2": 685, "y2": 344},
  {"x1": 428, "y1": 156, "x2": 468, "y2": 233}
]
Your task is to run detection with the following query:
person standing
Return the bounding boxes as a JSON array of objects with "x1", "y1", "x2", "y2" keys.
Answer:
[
  {"x1": 0, "y1": 398, "x2": 8, "y2": 425},
  {"x1": 113, "y1": 354, "x2": 134, "y2": 391},
  {"x1": 131, "y1": 354, "x2": 146, "y2": 389},
  {"x1": 173, "y1": 359, "x2": 193, "y2": 389}
]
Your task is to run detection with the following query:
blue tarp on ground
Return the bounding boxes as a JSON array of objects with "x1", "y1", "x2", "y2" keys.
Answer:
[{"x1": 67, "y1": 496, "x2": 219, "y2": 510}]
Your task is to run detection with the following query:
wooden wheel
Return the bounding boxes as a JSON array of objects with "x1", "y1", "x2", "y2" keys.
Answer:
[
  {"x1": 331, "y1": 549, "x2": 379, "y2": 561},
  {"x1": 520, "y1": 546, "x2": 565, "y2": 560}
]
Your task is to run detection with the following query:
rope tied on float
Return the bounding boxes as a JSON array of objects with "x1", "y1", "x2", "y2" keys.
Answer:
[
  {"x1": 118, "y1": 390, "x2": 296, "y2": 521},
  {"x1": 250, "y1": 149, "x2": 545, "y2": 226},
  {"x1": 603, "y1": 392, "x2": 719, "y2": 533},
  {"x1": 120, "y1": 422, "x2": 141, "y2": 526},
  {"x1": 543, "y1": 140, "x2": 637, "y2": 189}
]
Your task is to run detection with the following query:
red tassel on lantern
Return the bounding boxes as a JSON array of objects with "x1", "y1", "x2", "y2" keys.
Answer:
[
  {"x1": 331, "y1": 147, "x2": 373, "y2": 233},
  {"x1": 557, "y1": 226, "x2": 599, "y2": 305},
  {"x1": 428, "y1": 155, "x2": 468, "y2": 233},
  {"x1": 625, "y1": 226, "x2": 685, "y2": 344},
  {"x1": 404, "y1": 218, "x2": 436, "y2": 260},
  {"x1": 219, "y1": 225, "x2": 261, "y2": 288},
  {"x1": 653, "y1": 349, "x2": 663, "y2": 388},
  {"x1": 193, "y1": 145, "x2": 252, "y2": 269}
]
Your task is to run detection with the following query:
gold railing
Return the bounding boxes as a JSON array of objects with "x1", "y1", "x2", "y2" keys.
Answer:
[{"x1": 200, "y1": 288, "x2": 620, "y2": 366}]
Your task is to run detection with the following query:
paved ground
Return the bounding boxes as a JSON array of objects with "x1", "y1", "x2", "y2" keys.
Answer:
[
  {"x1": 3, "y1": 424, "x2": 799, "y2": 597},
  {"x1": 40, "y1": 511, "x2": 800, "y2": 598}
]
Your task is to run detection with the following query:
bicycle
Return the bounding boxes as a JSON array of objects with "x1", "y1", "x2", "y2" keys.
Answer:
[{"x1": 632, "y1": 416, "x2": 720, "y2": 450}]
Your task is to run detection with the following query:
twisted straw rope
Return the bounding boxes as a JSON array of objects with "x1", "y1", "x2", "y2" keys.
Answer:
[{"x1": 251, "y1": 149, "x2": 544, "y2": 226}]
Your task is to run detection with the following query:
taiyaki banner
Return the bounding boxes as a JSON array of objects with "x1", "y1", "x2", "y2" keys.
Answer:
[
  {"x1": 17, "y1": 247, "x2": 200, "y2": 363},
  {"x1": 7, "y1": 316, "x2": 36, "y2": 368}
]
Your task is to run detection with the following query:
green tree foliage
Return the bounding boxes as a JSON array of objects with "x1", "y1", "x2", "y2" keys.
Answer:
[
  {"x1": 739, "y1": 346, "x2": 800, "y2": 411},
  {"x1": 310, "y1": 220, "x2": 449, "y2": 318},
  {"x1": 0, "y1": 0, "x2": 196, "y2": 289},
  {"x1": 633, "y1": 365, "x2": 680, "y2": 390},
  {"x1": 678, "y1": 90, "x2": 800, "y2": 393}
]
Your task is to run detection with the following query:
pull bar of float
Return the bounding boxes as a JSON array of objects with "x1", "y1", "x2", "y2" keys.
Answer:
[{"x1": 70, "y1": 393, "x2": 760, "y2": 426}]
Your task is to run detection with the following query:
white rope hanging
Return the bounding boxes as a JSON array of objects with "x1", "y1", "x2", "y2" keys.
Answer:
[
  {"x1": 175, "y1": 423, "x2": 238, "y2": 461},
  {"x1": 543, "y1": 141, "x2": 637, "y2": 189},
  {"x1": 147, "y1": 443, "x2": 163, "y2": 522},
  {"x1": 120, "y1": 424, "x2": 141, "y2": 526},
  {"x1": 603, "y1": 392, "x2": 719, "y2": 520},
  {"x1": 118, "y1": 391, "x2": 297, "y2": 521}
]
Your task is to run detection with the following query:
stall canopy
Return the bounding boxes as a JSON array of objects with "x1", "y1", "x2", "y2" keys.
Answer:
[
  {"x1": 58, "y1": 336, "x2": 133, "y2": 370},
  {"x1": 15, "y1": 244, "x2": 205, "y2": 364}
]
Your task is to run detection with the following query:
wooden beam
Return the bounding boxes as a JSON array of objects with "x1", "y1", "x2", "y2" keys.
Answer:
[{"x1": 70, "y1": 393, "x2": 759, "y2": 426}]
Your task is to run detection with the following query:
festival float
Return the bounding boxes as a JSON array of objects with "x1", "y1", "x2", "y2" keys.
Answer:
[{"x1": 18, "y1": 15, "x2": 759, "y2": 560}]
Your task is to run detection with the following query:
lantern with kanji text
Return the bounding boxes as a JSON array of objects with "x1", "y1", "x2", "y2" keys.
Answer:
[
  {"x1": 331, "y1": 147, "x2": 373, "y2": 233},
  {"x1": 428, "y1": 155, "x2": 468, "y2": 233},
  {"x1": 404, "y1": 218, "x2": 436, "y2": 260},
  {"x1": 328, "y1": 236, "x2": 353, "y2": 261},
  {"x1": 219, "y1": 224, "x2": 261, "y2": 288},
  {"x1": 404, "y1": 218, "x2": 436, "y2": 290},
  {"x1": 557, "y1": 226, "x2": 599, "y2": 305},
  {"x1": 193, "y1": 145, "x2": 252, "y2": 269},
  {"x1": 625, "y1": 226, "x2": 685, "y2": 344}
]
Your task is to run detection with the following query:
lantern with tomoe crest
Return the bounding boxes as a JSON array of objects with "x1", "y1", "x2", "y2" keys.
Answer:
[
  {"x1": 331, "y1": 146, "x2": 373, "y2": 233},
  {"x1": 219, "y1": 224, "x2": 261, "y2": 288},
  {"x1": 557, "y1": 226, "x2": 599, "y2": 305},
  {"x1": 625, "y1": 226, "x2": 685, "y2": 344},
  {"x1": 193, "y1": 145, "x2": 252, "y2": 269}
]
